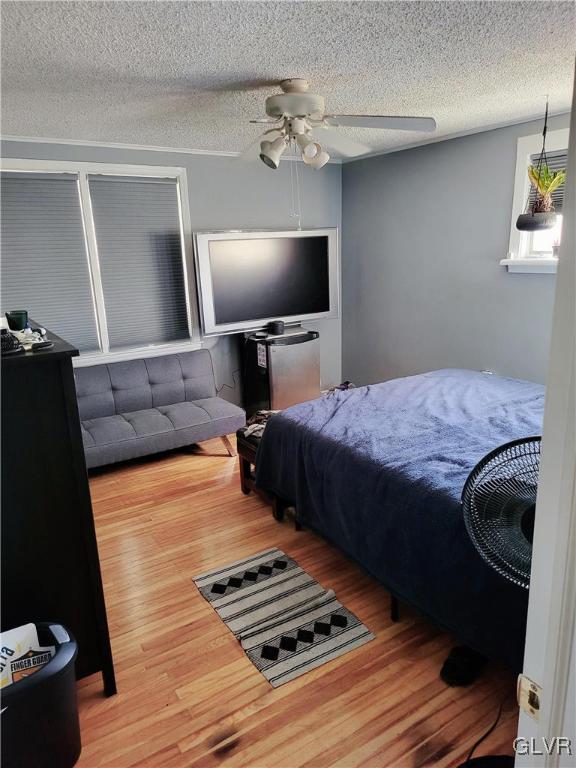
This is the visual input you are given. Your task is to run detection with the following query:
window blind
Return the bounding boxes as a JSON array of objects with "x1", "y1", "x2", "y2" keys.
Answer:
[
  {"x1": 529, "y1": 149, "x2": 567, "y2": 213},
  {"x1": 88, "y1": 175, "x2": 190, "y2": 350},
  {"x1": 0, "y1": 172, "x2": 100, "y2": 351}
]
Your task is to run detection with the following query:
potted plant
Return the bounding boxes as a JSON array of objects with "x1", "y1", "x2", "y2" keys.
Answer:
[{"x1": 516, "y1": 163, "x2": 566, "y2": 231}]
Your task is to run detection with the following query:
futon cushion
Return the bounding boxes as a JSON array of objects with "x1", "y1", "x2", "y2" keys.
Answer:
[
  {"x1": 80, "y1": 396, "x2": 245, "y2": 449},
  {"x1": 146, "y1": 356, "x2": 186, "y2": 406},
  {"x1": 80, "y1": 424, "x2": 96, "y2": 448},
  {"x1": 156, "y1": 402, "x2": 212, "y2": 430},
  {"x1": 192, "y1": 397, "x2": 247, "y2": 421},
  {"x1": 179, "y1": 353, "x2": 217, "y2": 400},
  {"x1": 74, "y1": 349, "x2": 218, "y2": 421},
  {"x1": 74, "y1": 365, "x2": 115, "y2": 420},
  {"x1": 82, "y1": 415, "x2": 137, "y2": 447},
  {"x1": 122, "y1": 408, "x2": 174, "y2": 437},
  {"x1": 108, "y1": 360, "x2": 153, "y2": 414},
  {"x1": 75, "y1": 349, "x2": 246, "y2": 468}
]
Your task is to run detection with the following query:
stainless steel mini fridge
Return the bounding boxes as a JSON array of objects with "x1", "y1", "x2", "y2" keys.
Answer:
[{"x1": 243, "y1": 328, "x2": 320, "y2": 416}]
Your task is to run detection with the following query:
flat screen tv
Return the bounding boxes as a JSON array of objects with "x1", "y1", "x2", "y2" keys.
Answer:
[{"x1": 194, "y1": 229, "x2": 339, "y2": 335}]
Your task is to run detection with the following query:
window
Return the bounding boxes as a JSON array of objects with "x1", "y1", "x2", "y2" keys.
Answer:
[
  {"x1": 1, "y1": 161, "x2": 197, "y2": 360},
  {"x1": 502, "y1": 128, "x2": 569, "y2": 274},
  {"x1": 529, "y1": 214, "x2": 563, "y2": 258},
  {"x1": 87, "y1": 175, "x2": 191, "y2": 350},
  {"x1": 1, "y1": 172, "x2": 100, "y2": 351},
  {"x1": 525, "y1": 149, "x2": 566, "y2": 260}
]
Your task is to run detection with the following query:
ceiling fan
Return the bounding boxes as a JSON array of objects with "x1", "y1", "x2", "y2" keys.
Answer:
[{"x1": 243, "y1": 78, "x2": 437, "y2": 169}]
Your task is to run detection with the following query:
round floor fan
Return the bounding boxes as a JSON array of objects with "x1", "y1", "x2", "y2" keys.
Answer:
[
  {"x1": 462, "y1": 436, "x2": 541, "y2": 590},
  {"x1": 456, "y1": 437, "x2": 541, "y2": 768}
]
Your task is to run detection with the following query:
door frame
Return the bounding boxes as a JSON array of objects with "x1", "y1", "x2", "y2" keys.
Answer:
[{"x1": 516, "y1": 69, "x2": 576, "y2": 767}]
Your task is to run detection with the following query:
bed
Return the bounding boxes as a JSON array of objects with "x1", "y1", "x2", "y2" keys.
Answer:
[{"x1": 254, "y1": 369, "x2": 545, "y2": 671}]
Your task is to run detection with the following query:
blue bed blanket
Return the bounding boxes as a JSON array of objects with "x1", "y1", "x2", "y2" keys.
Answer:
[{"x1": 255, "y1": 369, "x2": 545, "y2": 670}]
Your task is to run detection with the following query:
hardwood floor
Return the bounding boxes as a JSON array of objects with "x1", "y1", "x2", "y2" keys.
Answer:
[{"x1": 79, "y1": 438, "x2": 518, "y2": 767}]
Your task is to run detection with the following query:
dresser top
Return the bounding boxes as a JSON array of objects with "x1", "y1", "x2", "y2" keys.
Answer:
[{"x1": 1, "y1": 324, "x2": 79, "y2": 367}]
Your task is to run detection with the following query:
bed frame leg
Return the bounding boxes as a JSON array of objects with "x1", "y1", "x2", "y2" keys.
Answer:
[
  {"x1": 239, "y1": 456, "x2": 252, "y2": 495},
  {"x1": 272, "y1": 496, "x2": 286, "y2": 522},
  {"x1": 390, "y1": 595, "x2": 400, "y2": 622}
]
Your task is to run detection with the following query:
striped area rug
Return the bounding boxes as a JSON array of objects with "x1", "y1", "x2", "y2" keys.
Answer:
[{"x1": 193, "y1": 547, "x2": 374, "y2": 687}]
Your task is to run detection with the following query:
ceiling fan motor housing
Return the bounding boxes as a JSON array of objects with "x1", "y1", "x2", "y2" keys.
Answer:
[
  {"x1": 265, "y1": 92, "x2": 325, "y2": 119},
  {"x1": 286, "y1": 118, "x2": 308, "y2": 135}
]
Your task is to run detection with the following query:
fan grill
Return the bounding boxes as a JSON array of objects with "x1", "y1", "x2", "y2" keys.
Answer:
[{"x1": 461, "y1": 437, "x2": 541, "y2": 590}]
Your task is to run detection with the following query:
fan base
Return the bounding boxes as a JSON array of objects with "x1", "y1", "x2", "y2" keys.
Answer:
[
  {"x1": 265, "y1": 92, "x2": 325, "y2": 119},
  {"x1": 280, "y1": 78, "x2": 310, "y2": 93},
  {"x1": 440, "y1": 645, "x2": 487, "y2": 686}
]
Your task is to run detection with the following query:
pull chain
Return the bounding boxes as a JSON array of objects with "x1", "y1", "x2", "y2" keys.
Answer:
[
  {"x1": 288, "y1": 138, "x2": 302, "y2": 230},
  {"x1": 294, "y1": 144, "x2": 303, "y2": 231}
]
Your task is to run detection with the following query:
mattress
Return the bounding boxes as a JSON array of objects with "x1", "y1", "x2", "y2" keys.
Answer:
[{"x1": 255, "y1": 369, "x2": 545, "y2": 670}]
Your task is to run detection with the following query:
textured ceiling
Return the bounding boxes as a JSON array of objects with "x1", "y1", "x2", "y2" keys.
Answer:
[{"x1": 1, "y1": 1, "x2": 575, "y2": 157}]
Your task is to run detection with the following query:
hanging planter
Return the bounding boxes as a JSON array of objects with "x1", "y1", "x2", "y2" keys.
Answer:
[
  {"x1": 516, "y1": 211, "x2": 558, "y2": 232},
  {"x1": 516, "y1": 100, "x2": 567, "y2": 232}
]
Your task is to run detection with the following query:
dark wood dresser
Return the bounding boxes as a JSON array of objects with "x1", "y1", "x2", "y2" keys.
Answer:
[{"x1": 1, "y1": 327, "x2": 116, "y2": 695}]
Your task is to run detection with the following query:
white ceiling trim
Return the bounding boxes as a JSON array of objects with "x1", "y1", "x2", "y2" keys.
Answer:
[
  {"x1": 3, "y1": 110, "x2": 569, "y2": 166},
  {"x1": 0, "y1": 134, "x2": 343, "y2": 163}
]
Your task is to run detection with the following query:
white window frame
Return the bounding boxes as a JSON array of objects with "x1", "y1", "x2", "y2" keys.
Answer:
[
  {"x1": 0, "y1": 158, "x2": 201, "y2": 365},
  {"x1": 501, "y1": 127, "x2": 569, "y2": 274}
]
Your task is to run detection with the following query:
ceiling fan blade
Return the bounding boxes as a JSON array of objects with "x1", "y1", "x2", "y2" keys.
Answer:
[
  {"x1": 210, "y1": 79, "x2": 280, "y2": 92},
  {"x1": 249, "y1": 118, "x2": 282, "y2": 124},
  {"x1": 325, "y1": 115, "x2": 437, "y2": 132},
  {"x1": 310, "y1": 127, "x2": 371, "y2": 157}
]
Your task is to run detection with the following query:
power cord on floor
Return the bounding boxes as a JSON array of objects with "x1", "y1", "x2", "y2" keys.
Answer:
[
  {"x1": 462, "y1": 703, "x2": 504, "y2": 765},
  {"x1": 216, "y1": 369, "x2": 241, "y2": 395}
]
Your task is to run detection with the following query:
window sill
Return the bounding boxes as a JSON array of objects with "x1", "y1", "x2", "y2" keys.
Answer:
[
  {"x1": 73, "y1": 339, "x2": 202, "y2": 367},
  {"x1": 500, "y1": 258, "x2": 558, "y2": 274}
]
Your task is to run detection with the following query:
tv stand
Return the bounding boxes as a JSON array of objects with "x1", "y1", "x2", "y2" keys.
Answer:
[{"x1": 243, "y1": 328, "x2": 320, "y2": 416}]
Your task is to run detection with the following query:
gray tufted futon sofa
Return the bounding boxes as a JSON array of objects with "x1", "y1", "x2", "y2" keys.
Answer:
[{"x1": 74, "y1": 349, "x2": 245, "y2": 469}]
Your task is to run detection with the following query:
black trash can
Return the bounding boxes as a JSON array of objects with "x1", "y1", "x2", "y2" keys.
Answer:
[{"x1": 1, "y1": 623, "x2": 81, "y2": 768}]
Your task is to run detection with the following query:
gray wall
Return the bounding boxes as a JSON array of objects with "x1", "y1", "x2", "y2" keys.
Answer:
[
  {"x1": 342, "y1": 115, "x2": 569, "y2": 386},
  {"x1": 1, "y1": 140, "x2": 342, "y2": 403},
  {"x1": 4, "y1": 113, "x2": 565, "y2": 401}
]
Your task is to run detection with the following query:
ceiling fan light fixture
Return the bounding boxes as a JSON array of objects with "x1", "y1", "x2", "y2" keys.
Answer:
[
  {"x1": 303, "y1": 143, "x2": 318, "y2": 159},
  {"x1": 296, "y1": 134, "x2": 318, "y2": 158},
  {"x1": 303, "y1": 144, "x2": 329, "y2": 169},
  {"x1": 259, "y1": 135, "x2": 287, "y2": 169}
]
